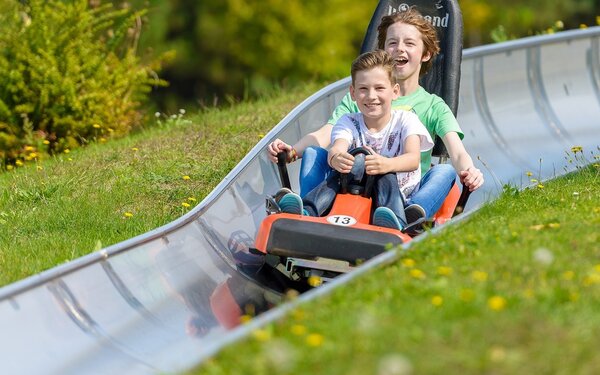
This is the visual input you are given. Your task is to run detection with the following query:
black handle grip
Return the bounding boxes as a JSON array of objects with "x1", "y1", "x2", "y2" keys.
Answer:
[
  {"x1": 453, "y1": 183, "x2": 471, "y2": 216},
  {"x1": 276, "y1": 151, "x2": 291, "y2": 189}
]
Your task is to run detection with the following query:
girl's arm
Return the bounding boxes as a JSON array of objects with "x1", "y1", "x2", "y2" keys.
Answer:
[{"x1": 442, "y1": 131, "x2": 484, "y2": 191}]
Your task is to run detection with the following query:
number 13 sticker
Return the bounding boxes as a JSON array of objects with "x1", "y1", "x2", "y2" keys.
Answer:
[{"x1": 326, "y1": 215, "x2": 357, "y2": 227}]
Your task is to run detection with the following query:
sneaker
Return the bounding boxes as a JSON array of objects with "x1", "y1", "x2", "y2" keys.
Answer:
[
  {"x1": 373, "y1": 207, "x2": 403, "y2": 230},
  {"x1": 404, "y1": 204, "x2": 426, "y2": 224},
  {"x1": 278, "y1": 192, "x2": 304, "y2": 215},
  {"x1": 273, "y1": 187, "x2": 294, "y2": 203}
]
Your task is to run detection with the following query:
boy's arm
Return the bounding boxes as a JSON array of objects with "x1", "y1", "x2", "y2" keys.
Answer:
[
  {"x1": 327, "y1": 138, "x2": 353, "y2": 174},
  {"x1": 442, "y1": 132, "x2": 484, "y2": 191},
  {"x1": 364, "y1": 135, "x2": 421, "y2": 175}
]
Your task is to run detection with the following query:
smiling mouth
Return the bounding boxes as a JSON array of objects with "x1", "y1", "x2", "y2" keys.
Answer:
[{"x1": 395, "y1": 57, "x2": 408, "y2": 66}]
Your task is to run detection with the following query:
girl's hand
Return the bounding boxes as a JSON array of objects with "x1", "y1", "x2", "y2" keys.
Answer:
[
  {"x1": 460, "y1": 166, "x2": 484, "y2": 191},
  {"x1": 267, "y1": 138, "x2": 293, "y2": 163}
]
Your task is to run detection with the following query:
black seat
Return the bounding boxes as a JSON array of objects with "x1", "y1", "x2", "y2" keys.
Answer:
[{"x1": 360, "y1": 0, "x2": 463, "y2": 159}]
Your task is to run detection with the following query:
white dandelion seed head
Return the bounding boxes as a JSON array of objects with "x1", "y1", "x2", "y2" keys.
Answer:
[
  {"x1": 533, "y1": 247, "x2": 554, "y2": 266},
  {"x1": 378, "y1": 353, "x2": 413, "y2": 375}
]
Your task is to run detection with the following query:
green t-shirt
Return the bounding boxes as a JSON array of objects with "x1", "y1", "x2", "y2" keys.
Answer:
[{"x1": 328, "y1": 86, "x2": 463, "y2": 173}]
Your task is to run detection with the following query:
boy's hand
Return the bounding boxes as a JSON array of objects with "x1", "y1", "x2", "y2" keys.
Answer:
[
  {"x1": 329, "y1": 151, "x2": 354, "y2": 173},
  {"x1": 459, "y1": 166, "x2": 484, "y2": 191},
  {"x1": 267, "y1": 138, "x2": 293, "y2": 163},
  {"x1": 364, "y1": 148, "x2": 389, "y2": 175}
]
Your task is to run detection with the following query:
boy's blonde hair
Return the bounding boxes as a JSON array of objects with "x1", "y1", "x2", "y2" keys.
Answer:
[
  {"x1": 351, "y1": 50, "x2": 395, "y2": 85},
  {"x1": 376, "y1": 7, "x2": 441, "y2": 76}
]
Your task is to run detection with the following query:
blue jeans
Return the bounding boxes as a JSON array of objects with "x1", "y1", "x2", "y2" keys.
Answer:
[
  {"x1": 300, "y1": 146, "x2": 456, "y2": 219},
  {"x1": 406, "y1": 163, "x2": 456, "y2": 219},
  {"x1": 299, "y1": 146, "x2": 331, "y2": 198},
  {"x1": 302, "y1": 154, "x2": 407, "y2": 224}
]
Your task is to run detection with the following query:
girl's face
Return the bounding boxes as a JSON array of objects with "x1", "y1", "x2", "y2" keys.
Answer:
[
  {"x1": 350, "y1": 66, "x2": 399, "y2": 126},
  {"x1": 384, "y1": 22, "x2": 431, "y2": 82}
]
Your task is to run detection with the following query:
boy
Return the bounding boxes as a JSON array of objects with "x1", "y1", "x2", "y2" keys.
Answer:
[
  {"x1": 268, "y1": 8, "x2": 483, "y2": 225},
  {"x1": 278, "y1": 50, "x2": 433, "y2": 230}
]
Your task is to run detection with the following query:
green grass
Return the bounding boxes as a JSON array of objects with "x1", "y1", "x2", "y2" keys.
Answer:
[
  {"x1": 0, "y1": 83, "x2": 319, "y2": 286},
  {"x1": 194, "y1": 164, "x2": 600, "y2": 375}
]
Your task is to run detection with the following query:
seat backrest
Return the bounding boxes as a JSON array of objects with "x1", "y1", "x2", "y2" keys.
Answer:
[{"x1": 360, "y1": 0, "x2": 463, "y2": 158}]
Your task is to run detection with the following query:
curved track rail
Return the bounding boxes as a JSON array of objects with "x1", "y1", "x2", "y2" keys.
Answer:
[{"x1": 1, "y1": 28, "x2": 599, "y2": 374}]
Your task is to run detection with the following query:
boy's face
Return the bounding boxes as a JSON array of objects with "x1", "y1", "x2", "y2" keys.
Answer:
[
  {"x1": 384, "y1": 22, "x2": 431, "y2": 83},
  {"x1": 350, "y1": 66, "x2": 399, "y2": 122}
]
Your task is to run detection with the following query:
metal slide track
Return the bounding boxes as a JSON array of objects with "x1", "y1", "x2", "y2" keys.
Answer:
[{"x1": 1, "y1": 28, "x2": 599, "y2": 374}]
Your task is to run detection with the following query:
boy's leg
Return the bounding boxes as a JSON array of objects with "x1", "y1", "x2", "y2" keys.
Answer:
[
  {"x1": 301, "y1": 171, "x2": 341, "y2": 216},
  {"x1": 301, "y1": 153, "x2": 365, "y2": 216},
  {"x1": 406, "y1": 164, "x2": 456, "y2": 219},
  {"x1": 299, "y1": 146, "x2": 331, "y2": 198},
  {"x1": 373, "y1": 173, "x2": 407, "y2": 225}
]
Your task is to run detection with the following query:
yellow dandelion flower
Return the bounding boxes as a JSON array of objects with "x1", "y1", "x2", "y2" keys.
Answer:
[
  {"x1": 526, "y1": 171, "x2": 533, "y2": 177},
  {"x1": 594, "y1": 264, "x2": 600, "y2": 273},
  {"x1": 562, "y1": 270, "x2": 575, "y2": 280},
  {"x1": 597, "y1": 16, "x2": 600, "y2": 25},
  {"x1": 547, "y1": 222, "x2": 560, "y2": 229},
  {"x1": 571, "y1": 146, "x2": 583, "y2": 153},
  {"x1": 182, "y1": 202, "x2": 191, "y2": 208},
  {"x1": 187, "y1": 197, "x2": 197, "y2": 202},
  {"x1": 409, "y1": 269, "x2": 426, "y2": 279},
  {"x1": 431, "y1": 295, "x2": 443, "y2": 306},
  {"x1": 555, "y1": 20, "x2": 564, "y2": 29},
  {"x1": 580, "y1": 24, "x2": 588, "y2": 29},
  {"x1": 537, "y1": 183, "x2": 544, "y2": 189},
  {"x1": 108, "y1": 128, "x2": 114, "y2": 133},
  {"x1": 67, "y1": 158, "x2": 73, "y2": 161},
  {"x1": 291, "y1": 324, "x2": 307, "y2": 336},
  {"x1": 239, "y1": 315, "x2": 252, "y2": 324},
  {"x1": 522, "y1": 289, "x2": 534, "y2": 299},
  {"x1": 401, "y1": 258, "x2": 416, "y2": 268},
  {"x1": 472, "y1": 270, "x2": 488, "y2": 282},
  {"x1": 594, "y1": 164, "x2": 600, "y2": 168},
  {"x1": 99, "y1": 138, "x2": 106, "y2": 143},
  {"x1": 291, "y1": 309, "x2": 305, "y2": 321},
  {"x1": 459, "y1": 288, "x2": 475, "y2": 302},
  {"x1": 15, "y1": 160, "x2": 23, "y2": 167},
  {"x1": 43, "y1": 140, "x2": 50, "y2": 145},
  {"x1": 6, "y1": 165, "x2": 14, "y2": 170},
  {"x1": 530, "y1": 178, "x2": 538, "y2": 183},
  {"x1": 24, "y1": 145, "x2": 34, "y2": 151},
  {"x1": 64, "y1": 149, "x2": 70, "y2": 154},
  {"x1": 132, "y1": 147, "x2": 139, "y2": 151},
  {"x1": 488, "y1": 296, "x2": 507, "y2": 311},
  {"x1": 252, "y1": 329, "x2": 271, "y2": 342},
  {"x1": 437, "y1": 266, "x2": 452, "y2": 276},
  {"x1": 123, "y1": 212, "x2": 133, "y2": 218},
  {"x1": 258, "y1": 134, "x2": 265, "y2": 139},
  {"x1": 307, "y1": 275, "x2": 322, "y2": 287},
  {"x1": 583, "y1": 273, "x2": 600, "y2": 286},
  {"x1": 36, "y1": 165, "x2": 43, "y2": 171},
  {"x1": 29, "y1": 152, "x2": 37, "y2": 159},
  {"x1": 306, "y1": 333, "x2": 324, "y2": 347},
  {"x1": 93, "y1": 124, "x2": 101, "y2": 129},
  {"x1": 182, "y1": 175, "x2": 191, "y2": 180}
]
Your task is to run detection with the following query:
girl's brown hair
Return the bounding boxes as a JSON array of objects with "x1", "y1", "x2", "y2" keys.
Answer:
[{"x1": 376, "y1": 7, "x2": 441, "y2": 76}]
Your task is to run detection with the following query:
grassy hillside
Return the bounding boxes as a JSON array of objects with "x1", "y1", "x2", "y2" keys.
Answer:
[{"x1": 0, "y1": 83, "x2": 318, "y2": 286}]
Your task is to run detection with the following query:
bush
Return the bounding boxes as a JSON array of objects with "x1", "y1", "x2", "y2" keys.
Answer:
[{"x1": 0, "y1": 0, "x2": 166, "y2": 168}]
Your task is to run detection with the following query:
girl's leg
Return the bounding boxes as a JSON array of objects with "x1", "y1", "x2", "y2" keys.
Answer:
[{"x1": 299, "y1": 146, "x2": 331, "y2": 198}]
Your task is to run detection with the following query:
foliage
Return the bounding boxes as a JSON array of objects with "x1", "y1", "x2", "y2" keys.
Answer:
[
  {"x1": 461, "y1": 0, "x2": 598, "y2": 45},
  {"x1": 0, "y1": 0, "x2": 167, "y2": 168},
  {"x1": 127, "y1": 0, "x2": 378, "y2": 109}
]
